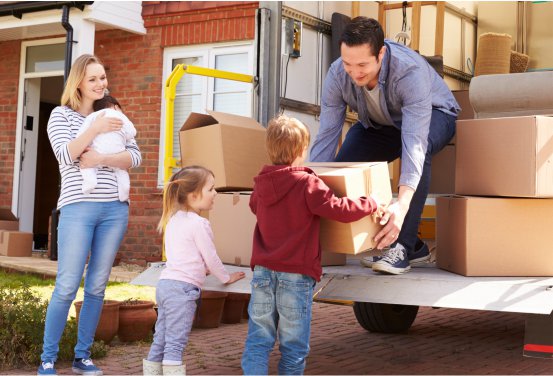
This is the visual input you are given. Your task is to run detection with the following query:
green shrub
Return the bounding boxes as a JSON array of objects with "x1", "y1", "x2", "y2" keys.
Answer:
[{"x1": 0, "y1": 285, "x2": 107, "y2": 370}]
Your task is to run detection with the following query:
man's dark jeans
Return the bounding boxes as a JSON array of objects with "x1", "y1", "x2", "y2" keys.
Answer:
[{"x1": 334, "y1": 109, "x2": 456, "y2": 253}]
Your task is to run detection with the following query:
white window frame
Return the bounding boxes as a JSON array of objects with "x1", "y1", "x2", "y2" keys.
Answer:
[{"x1": 157, "y1": 42, "x2": 255, "y2": 187}]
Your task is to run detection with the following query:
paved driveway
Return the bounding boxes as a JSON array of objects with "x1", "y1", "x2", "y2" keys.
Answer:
[{"x1": 5, "y1": 302, "x2": 552, "y2": 375}]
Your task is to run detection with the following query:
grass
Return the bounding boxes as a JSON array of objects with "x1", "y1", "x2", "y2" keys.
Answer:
[{"x1": 0, "y1": 269, "x2": 156, "y2": 318}]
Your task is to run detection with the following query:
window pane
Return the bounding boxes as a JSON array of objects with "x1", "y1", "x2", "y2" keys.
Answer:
[
  {"x1": 214, "y1": 93, "x2": 248, "y2": 115},
  {"x1": 173, "y1": 94, "x2": 202, "y2": 159},
  {"x1": 173, "y1": 57, "x2": 204, "y2": 95},
  {"x1": 26, "y1": 44, "x2": 65, "y2": 73},
  {"x1": 214, "y1": 53, "x2": 250, "y2": 92}
]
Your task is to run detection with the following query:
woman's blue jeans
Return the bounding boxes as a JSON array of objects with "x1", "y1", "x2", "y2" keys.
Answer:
[
  {"x1": 335, "y1": 109, "x2": 456, "y2": 253},
  {"x1": 41, "y1": 201, "x2": 129, "y2": 362},
  {"x1": 242, "y1": 266, "x2": 316, "y2": 375}
]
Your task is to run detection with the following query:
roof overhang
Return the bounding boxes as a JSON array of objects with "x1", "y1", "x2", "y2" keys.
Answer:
[{"x1": 0, "y1": 1, "x2": 146, "y2": 42}]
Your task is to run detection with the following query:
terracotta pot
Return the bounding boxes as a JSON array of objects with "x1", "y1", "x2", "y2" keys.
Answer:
[
  {"x1": 74, "y1": 300, "x2": 121, "y2": 344},
  {"x1": 222, "y1": 293, "x2": 249, "y2": 324},
  {"x1": 193, "y1": 291, "x2": 228, "y2": 329},
  {"x1": 118, "y1": 300, "x2": 157, "y2": 342}
]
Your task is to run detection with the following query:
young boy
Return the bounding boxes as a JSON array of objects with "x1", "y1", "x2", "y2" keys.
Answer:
[
  {"x1": 241, "y1": 115, "x2": 384, "y2": 375},
  {"x1": 77, "y1": 95, "x2": 137, "y2": 201}
]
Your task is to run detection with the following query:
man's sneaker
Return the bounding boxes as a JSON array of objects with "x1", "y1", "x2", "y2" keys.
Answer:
[
  {"x1": 360, "y1": 240, "x2": 431, "y2": 268},
  {"x1": 37, "y1": 360, "x2": 57, "y2": 375},
  {"x1": 371, "y1": 244, "x2": 411, "y2": 275},
  {"x1": 72, "y1": 358, "x2": 103, "y2": 375}
]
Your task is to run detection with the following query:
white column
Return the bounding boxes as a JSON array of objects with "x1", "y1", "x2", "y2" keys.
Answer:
[{"x1": 70, "y1": 18, "x2": 96, "y2": 61}]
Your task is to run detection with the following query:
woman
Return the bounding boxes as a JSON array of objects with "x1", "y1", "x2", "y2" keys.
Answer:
[{"x1": 38, "y1": 54, "x2": 142, "y2": 376}]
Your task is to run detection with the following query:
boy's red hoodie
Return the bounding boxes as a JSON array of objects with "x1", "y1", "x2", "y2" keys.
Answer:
[{"x1": 249, "y1": 165, "x2": 378, "y2": 281}]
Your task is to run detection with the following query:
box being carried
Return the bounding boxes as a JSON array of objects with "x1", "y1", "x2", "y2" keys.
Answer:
[
  {"x1": 307, "y1": 162, "x2": 392, "y2": 254},
  {"x1": 179, "y1": 111, "x2": 270, "y2": 190},
  {"x1": 455, "y1": 115, "x2": 553, "y2": 197}
]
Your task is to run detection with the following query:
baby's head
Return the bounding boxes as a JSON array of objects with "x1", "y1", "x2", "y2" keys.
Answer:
[
  {"x1": 266, "y1": 115, "x2": 310, "y2": 165},
  {"x1": 93, "y1": 95, "x2": 122, "y2": 112}
]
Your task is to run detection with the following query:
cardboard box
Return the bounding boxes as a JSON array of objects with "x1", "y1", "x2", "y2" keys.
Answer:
[
  {"x1": 455, "y1": 115, "x2": 553, "y2": 197},
  {"x1": 429, "y1": 145, "x2": 456, "y2": 194},
  {"x1": 436, "y1": 195, "x2": 553, "y2": 276},
  {"x1": 0, "y1": 209, "x2": 19, "y2": 231},
  {"x1": 452, "y1": 90, "x2": 474, "y2": 121},
  {"x1": 208, "y1": 192, "x2": 346, "y2": 266},
  {"x1": 0, "y1": 231, "x2": 33, "y2": 257},
  {"x1": 307, "y1": 162, "x2": 392, "y2": 254},
  {"x1": 179, "y1": 111, "x2": 270, "y2": 190}
]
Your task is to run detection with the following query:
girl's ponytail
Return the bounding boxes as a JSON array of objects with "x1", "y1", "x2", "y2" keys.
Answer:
[{"x1": 157, "y1": 166, "x2": 214, "y2": 233}]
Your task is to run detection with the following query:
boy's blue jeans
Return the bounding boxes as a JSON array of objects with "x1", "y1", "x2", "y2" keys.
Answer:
[
  {"x1": 147, "y1": 279, "x2": 200, "y2": 364},
  {"x1": 41, "y1": 201, "x2": 128, "y2": 362},
  {"x1": 335, "y1": 109, "x2": 456, "y2": 254},
  {"x1": 242, "y1": 266, "x2": 316, "y2": 375}
]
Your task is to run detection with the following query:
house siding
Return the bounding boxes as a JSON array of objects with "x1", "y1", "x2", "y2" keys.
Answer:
[{"x1": 0, "y1": 40, "x2": 21, "y2": 209}]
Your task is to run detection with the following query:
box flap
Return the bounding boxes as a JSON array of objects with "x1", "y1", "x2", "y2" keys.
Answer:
[
  {"x1": 207, "y1": 110, "x2": 263, "y2": 130},
  {"x1": 180, "y1": 112, "x2": 217, "y2": 131},
  {"x1": 0, "y1": 209, "x2": 17, "y2": 221}
]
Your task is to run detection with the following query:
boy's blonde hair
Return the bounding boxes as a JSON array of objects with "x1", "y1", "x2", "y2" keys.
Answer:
[
  {"x1": 61, "y1": 54, "x2": 104, "y2": 110},
  {"x1": 266, "y1": 115, "x2": 310, "y2": 165},
  {"x1": 157, "y1": 166, "x2": 214, "y2": 233}
]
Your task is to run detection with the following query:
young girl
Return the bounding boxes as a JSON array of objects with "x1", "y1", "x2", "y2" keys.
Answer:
[{"x1": 144, "y1": 166, "x2": 245, "y2": 375}]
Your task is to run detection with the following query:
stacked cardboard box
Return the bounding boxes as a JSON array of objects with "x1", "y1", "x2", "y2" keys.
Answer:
[
  {"x1": 437, "y1": 115, "x2": 553, "y2": 276},
  {"x1": 179, "y1": 111, "x2": 270, "y2": 190},
  {"x1": 0, "y1": 209, "x2": 33, "y2": 257}
]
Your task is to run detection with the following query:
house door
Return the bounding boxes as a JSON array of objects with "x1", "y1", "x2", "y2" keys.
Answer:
[{"x1": 14, "y1": 39, "x2": 65, "y2": 249}]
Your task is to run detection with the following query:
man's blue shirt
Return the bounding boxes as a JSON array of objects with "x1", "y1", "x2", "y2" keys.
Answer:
[{"x1": 310, "y1": 40, "x2": 460, "y2": 190}]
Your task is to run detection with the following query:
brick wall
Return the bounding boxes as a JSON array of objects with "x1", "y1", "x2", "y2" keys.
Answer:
[
  {"x1": 0, "y1": 40, "x2": 20, "y2": 209},
  {"x1": 97, "y1": 1, "x2": 258, "y2": 264}
]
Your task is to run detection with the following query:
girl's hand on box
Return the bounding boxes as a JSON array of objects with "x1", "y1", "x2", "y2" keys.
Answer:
[{"x1": 226, "y1": 271, "x2": 246, "y2": 284}]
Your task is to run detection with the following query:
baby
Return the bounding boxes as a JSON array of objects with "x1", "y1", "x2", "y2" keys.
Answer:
[{"x1": 78, "y1": 95, "x2": 137, "y2": 201}]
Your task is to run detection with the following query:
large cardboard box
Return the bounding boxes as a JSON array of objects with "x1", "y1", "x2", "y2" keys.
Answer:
[
  {"x1": 455, "y1": 115, "x2": 553, "y2": 197},
  {"x1": 0, "y1": 209, "x2": 19, "y2": 231},
  {"x1": 307, "y1": 162, "x2": 392, "y2": 254},
  {"x1": 436, "y1": 195, "x2": 553, "y2": 276},
  {"x1": 179, "y1": 111, "x2": 270, "y2": 190},
  {"x1": 0, "y1": 231, "x2": 33, "y2": 257},
  {"x1": 208, "y1": 192, "x2": 347, "y2": 266}
]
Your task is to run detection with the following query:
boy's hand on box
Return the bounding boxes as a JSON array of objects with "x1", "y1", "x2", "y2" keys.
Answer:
[
  {"x1": 369, "y1": 194, "x2": 388, "y2": 222},
  {"x1": 226, "y1": 271, "x2": 246, "y2": 285}
]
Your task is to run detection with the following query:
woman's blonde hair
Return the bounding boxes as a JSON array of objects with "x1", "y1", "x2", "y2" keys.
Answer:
[
  {"x1": 61, "y1": 54, "x2": 104, "y2": 110},
  {"x1": 266, "y1": 115, "x2": 310, "y2": 165},
  {"x1": 157, "y1": 166, "x2": 214, "y2": 233}
]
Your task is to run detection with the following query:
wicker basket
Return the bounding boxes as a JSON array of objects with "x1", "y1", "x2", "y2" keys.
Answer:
[
  {"x1": 474, "y1": 33, "x2": 512, "y2": 76},
  {"x1": 510, "y1": 50, "x2": 530, "y2": 73}
]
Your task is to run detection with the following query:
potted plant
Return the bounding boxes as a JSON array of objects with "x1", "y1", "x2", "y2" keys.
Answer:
[
  {"x1": 221, "y1": 292, "x2": 250, "y2": 324},
  {"x1": 74, "y1": 300, "x2": 121, "y2": 344},
  {"x1": 117, "y1": 298, "x2": 157, "y2": 342}
]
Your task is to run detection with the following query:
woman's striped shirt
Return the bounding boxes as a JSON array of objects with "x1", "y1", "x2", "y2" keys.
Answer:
[{"x1": 47, "y1": 106, "x2": 142, "y2": 209}]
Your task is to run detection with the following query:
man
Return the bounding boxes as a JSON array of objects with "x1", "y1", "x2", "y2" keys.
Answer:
[{"x1": 310, "y1": 17, "x2": 460, "y2": 275}]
